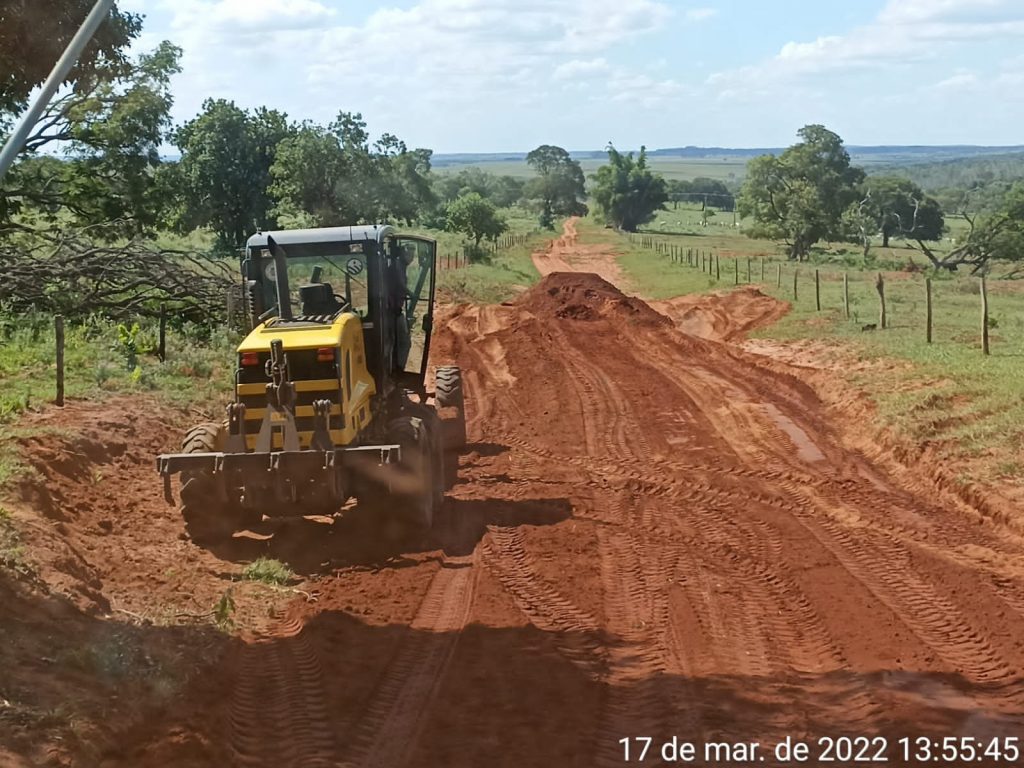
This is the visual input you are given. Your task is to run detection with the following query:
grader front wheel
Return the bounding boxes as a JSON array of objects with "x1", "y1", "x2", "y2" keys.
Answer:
[
  {"x1": 387, "y1": 414, "x2": 443, "y2": 532},
  {"x1": 179, "y1": 422, "x2": 240, "y2": 546}
]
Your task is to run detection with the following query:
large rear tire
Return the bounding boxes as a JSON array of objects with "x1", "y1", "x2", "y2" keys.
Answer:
[
  {"x1": 434, "y1": 365, "x2": 467, "y2": 450},
  {"x1": 179, "y1": 422, "x2": 240, "y2": 546}
]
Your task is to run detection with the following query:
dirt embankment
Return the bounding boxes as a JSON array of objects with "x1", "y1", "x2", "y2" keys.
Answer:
[
  {"x1": 651, "y1": 286, "x2": 789, "y2": 342},
  {"x1": 4, "y1": 231, "x2": 1024, "y2": 766}
]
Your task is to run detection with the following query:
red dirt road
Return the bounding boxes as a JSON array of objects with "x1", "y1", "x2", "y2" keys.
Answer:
[{"x1": 6, "y1": 224, "x2": 1024, "y2": 767}]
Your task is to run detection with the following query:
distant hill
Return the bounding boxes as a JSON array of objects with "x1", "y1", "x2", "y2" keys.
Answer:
[
  {"x1": 650, "y1": 145, "x2": 1024, "y2": 161},
  {"x1": 868, "y1": 152, "x2": 1024, "y2": 191},
  {"x1": 433, "y1": 145, "x2": 1024, "y2": 169}
]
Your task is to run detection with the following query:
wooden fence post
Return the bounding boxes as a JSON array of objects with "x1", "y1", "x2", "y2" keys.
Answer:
[
  {"x1": 792, "y1": 269, "x2": 798, "y2": 301},
  {"x1": 760, "y1": 258, "x2": 765, "y2": 282},
  {"x1": 715, "y1": 254, "x2": 721, "y2": 281},
  {"x1": 777, "y1": 263, "x2": 782, "y2": 289},
  {"x1": 734, "y1": 257, "x2": 739, "y2": 285},
  {"x1": 843, "y1": 273, "x2": 850, "y2": 319},
  {"x1": 746, "y1": 257, "x2": 751, "y2": 283},
  {"x1": 814, "y1": 269, "x2": 821, "y2": 311},
  {"x1": 981, "y1": 276, "x2": 990, "y2": 355},
  {"x1": 925, "y1": 277, "x2": 933, "y2": 344},
  {"x1": 876, "y1": 273, "x2": 887, "y2": 329},
  {"x1": 158, "y1": 303, "x2": 167, "y2": 362},
  {"x1": 55, "y1": 315, "x2": 65, "y2": 407}
]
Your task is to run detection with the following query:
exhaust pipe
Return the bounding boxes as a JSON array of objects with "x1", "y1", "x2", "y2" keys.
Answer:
[{"x1": 266, "y1": 234, "x2": 292, "y2": 320}]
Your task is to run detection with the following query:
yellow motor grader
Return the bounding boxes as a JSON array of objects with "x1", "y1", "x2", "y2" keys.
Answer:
[{"x1": 156, "y1": 225, "x2": 466, "y2": 545}]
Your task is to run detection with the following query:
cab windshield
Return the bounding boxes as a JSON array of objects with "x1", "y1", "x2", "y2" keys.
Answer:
[{"x1": 252, "y1": 242, "x2": 371, "y2": 319}]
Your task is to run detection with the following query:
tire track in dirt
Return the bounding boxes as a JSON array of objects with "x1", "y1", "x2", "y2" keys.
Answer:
[
  {"x1": 555, "y1": 327, "x2": 648, "y2": 461},
  {"x1": 593, "y1": 524, "x2": 683, "y2": 767},
  {"x1": 230, "y1": 619, "x2": 338, "y2": 768},
  {"x1": 610, "y1": 314, "x2": 1024, "y2": 711},
  {"x1": 775, "y1": 479, "x2": 1024, "y2": 719},
  {"x1": 339, "y1": 553, "x2": 478, "y2": 768},
  {"x1": 536, "y1": 304, "x2": 692, "y2": 763},
  {"x1": 467, "y1": 263, "x2": 1024, "y2": 745},
  {"x1": 483, "y1": 526, "x2": 604, "y2": 676}
]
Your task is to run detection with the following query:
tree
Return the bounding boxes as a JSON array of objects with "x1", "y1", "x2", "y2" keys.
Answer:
[
  {"x1": 1, "y1": 41, "x2": 182, "y2": 235},
  {"x1": 372, "y1": 135, "x2": 436, "y2": 224},
  {"x1": 170, "y1": 99, "x2": 292, "y2": 249},
  {"x1": 667, "y1": 177, "x2": 735, "y2": 211},
  {"x1": 525, "y1": 144, "x2": 587, "y2": 228},
  {"x1": 490, "y1": 175, "x2": 526, "y2": 208},
  {"x1": 738, "y1": 125, "x2": 865, "y2": 260},
  {"x1": 444, "y1": 192, "x2": 508, "y2": 250},
  {"x1": 913, "y1": 182, "x2": 1024, "y2": 274},
  {"x1": 268, "y1": 122, "x2": 344, "y2": 228},
  {"x1": 844, "y1": 176, "x2": 944, "y2": 258},
  {"x1": 269, "y1": 111, "x2": 436, "y2": 228},
  {"x1": 435, "y1": 168, "x2": 524, "y2": 208},
  {"x1": 0, "y1": 0, "x2": 141, "y2": 116},
  {"x1": 590, "y1": 145, "x2": 668, "y2": 232}
]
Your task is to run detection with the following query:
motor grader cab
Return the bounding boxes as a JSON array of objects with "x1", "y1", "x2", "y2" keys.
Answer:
[{"x1": 156, "y1": 225, "x2": 467, "y2": 545}]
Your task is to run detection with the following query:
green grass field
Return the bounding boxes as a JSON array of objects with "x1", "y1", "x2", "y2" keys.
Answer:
[
  {"x1": 431, "y1": 206, "x2": 548, "y2": 304},
  {"x1": 433, "y1": 148, "x2": 1016, "y2": 185},
  {"x1": 0, "y1": 314, "x2": 239, "y2": 486},
  {"x1": 437, "y1": 156, "x2": 749, "y2": 183}
]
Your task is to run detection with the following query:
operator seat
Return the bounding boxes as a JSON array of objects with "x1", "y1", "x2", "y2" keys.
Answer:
[{"x1": 298, "y1": 265, "x2": 344, "y2": 317}]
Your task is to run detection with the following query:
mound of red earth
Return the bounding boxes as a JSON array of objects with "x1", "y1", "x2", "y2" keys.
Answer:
[
  {"x1": 518, "y1": 271, "x2": 672, "y2": 329},
  {"x1": 0, "y1": 398, "x2": 290, "y2": 767},
  {"x1": 651, "y1": 285, "x2": 789, "y2": 342}
]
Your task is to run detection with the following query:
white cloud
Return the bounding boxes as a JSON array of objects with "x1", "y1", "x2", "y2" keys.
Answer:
[
  {"x1": 710, "y1": 0, "x2": 1024, "y2": 92},
  {"x1": 932, "y1": 71, "x2": 979, "y2": 91},
  {"x1": 156, "y1": 0, "x2": 675, "y2": 149},
  {"x1": 877, "y1": 0, "x2": 1020, "y2": 25},
  {"x1": 553, "y1": 58, "x2": 611, "y2": 80},
  {"x1": 607, "y1": 72, "x2": 687, "y2": 107},
  {"x1": 168, "y1": 0, "x2": 334, "y2": 32},
  {"x1": 684, "y1": 7, "x2": 717, "y2": 22}
]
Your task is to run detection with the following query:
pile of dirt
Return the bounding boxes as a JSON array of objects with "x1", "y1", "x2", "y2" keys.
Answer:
[
  {"x1": 518, "y1": 271, "x2": 671, "y2": 329},
  {"x1": 652, "y1": 285, "x2": 789, "y2": 341}
]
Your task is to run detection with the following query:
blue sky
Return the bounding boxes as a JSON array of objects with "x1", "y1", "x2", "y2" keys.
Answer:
[{"x1": 121, "y1": 0, "x2": 1024, "y2": 152}]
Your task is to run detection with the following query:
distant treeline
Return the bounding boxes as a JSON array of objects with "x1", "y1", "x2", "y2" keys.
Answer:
[{"x1": 433, "y1": 145, "x2": 1024, "y2": 169}]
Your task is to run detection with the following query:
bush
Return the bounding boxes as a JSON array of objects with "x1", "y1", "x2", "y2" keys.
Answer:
[{"x1": 242, "y1": 557, "x2": 294, "y2": 585}]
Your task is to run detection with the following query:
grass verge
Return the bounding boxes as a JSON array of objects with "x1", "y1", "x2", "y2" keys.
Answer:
[
  {"x1": 0, "y1": 313, "x2": 238, "y2": 489},
  {"x1": 0, "y1": 507, "x2": 34, "y2": 577},
  {"x1": 434, "y1": 210, "x2": 551, "y2": 303}
]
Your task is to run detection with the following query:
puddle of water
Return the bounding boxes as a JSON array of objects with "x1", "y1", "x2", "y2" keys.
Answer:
[{"x1": 761, "y1": 404, "x2": 826, "y2": 463}]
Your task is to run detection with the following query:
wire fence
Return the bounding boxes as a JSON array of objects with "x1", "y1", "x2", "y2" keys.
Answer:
[
  {"x1": 437, "y1": 232, "x2": 534, "y2": 270},
  {"x1": 630, "y1": 234, "x2": 1020, "y2": 357}
]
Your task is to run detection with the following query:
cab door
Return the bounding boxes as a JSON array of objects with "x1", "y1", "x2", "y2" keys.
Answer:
[{"x1": 391, "y1": 236, "x2": 437, "y2": 392}]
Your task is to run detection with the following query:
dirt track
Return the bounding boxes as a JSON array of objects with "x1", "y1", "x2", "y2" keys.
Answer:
[{"x1": 6, "y1": 222, "x2": 1024, "y2": 766}]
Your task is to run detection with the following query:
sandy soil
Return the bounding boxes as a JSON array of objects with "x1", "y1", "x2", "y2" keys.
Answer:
[
  {"x1": 532, "y1": 217, "x2": 624, "y2": 286},
  {"x1": 5, "y1": 221, "x2": 1024, "y2": 766}
]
